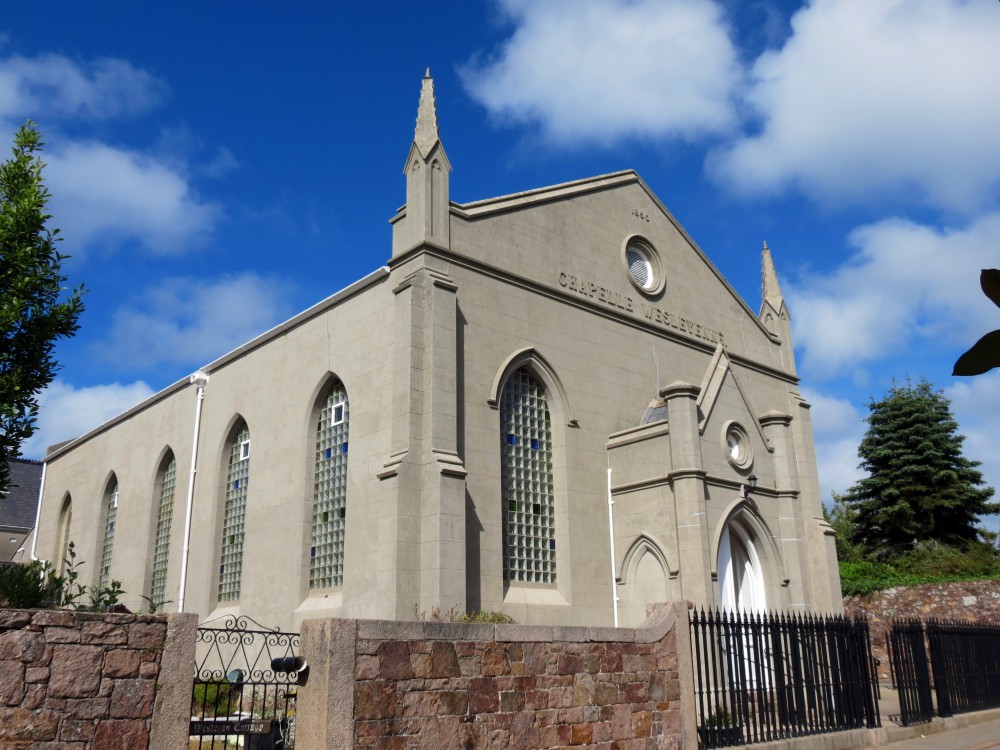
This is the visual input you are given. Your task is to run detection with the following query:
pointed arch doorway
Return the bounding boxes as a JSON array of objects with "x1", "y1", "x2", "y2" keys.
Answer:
[{"x1": 717, "y1": 518, "x2": 767, "y2": 614}]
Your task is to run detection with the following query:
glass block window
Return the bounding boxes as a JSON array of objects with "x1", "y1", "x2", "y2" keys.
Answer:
[
  {"x1": 150, "y1": 456, "x2": 176, "y2": 605},
  {"x1": 311, "y1": 383, "x2": 349, "y2": 589},
  {"x1": 99, "y1": 479, "x2": 119, "y2": 589},
  {"x1": 500, "y1": 368, "x2": 556, "y2": 583},
  {"x1": 218, "y1": 424, "x2": 250, "y2": 602}
]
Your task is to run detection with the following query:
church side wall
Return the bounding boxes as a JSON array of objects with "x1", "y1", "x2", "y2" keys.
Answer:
[{"x1": 37, "y1": 278, "x2": 394, "y2": 631}]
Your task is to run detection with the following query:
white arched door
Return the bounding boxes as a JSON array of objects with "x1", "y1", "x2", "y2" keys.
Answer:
[{"x1": 718, "y1": 522, "x2": 766, "y2": 614}]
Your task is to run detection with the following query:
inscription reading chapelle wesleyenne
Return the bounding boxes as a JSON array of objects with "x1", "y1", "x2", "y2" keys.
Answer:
[{"x1": 557, "y1": 271, "x2": 724, "y2": 345}]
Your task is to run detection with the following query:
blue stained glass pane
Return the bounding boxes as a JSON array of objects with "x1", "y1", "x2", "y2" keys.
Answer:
[
  {"x1": 220, "y1": 565, "x2": 224, "y2": 574},
  {"x1": 550, "y1": 539, "x2": 556, "y2": 550},
  {"x1": 325, "y1": 448, "x2": 332, "y2": 459},
  {"x1": 233, "y1": 480, "x2": 239, "y2": 489},
  {"x1": 531, "y1": 438, "x2": 539, "y2": 450},
  {"x1": 341, "y1": 442, "x2": 348, "y2": 453},
  {"x1": 507, "y1": 434, "x2": 516, "y2": 445},
  {"x1": 310, "y1": 546, "x2": 316, "y2": 558}
]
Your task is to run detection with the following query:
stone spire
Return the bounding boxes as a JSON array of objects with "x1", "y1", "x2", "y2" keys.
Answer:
[
  {"x1": 413, "y1": 68, "x2": 441, "y2": 160},
  {"x1": 394, "y1": 69, "x2": 452, "y2": 255},
  {"x1": 761, "y1": 241, "x2": 785, "y2": 312}
]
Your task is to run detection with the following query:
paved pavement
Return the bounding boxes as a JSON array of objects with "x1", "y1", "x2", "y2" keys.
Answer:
[
  {"x1": 882, "y1": 719, "x2": 1000, "y2": 749},
  {"x1": 876, "y1": 685, "x2": 1000, "y2": 750}
]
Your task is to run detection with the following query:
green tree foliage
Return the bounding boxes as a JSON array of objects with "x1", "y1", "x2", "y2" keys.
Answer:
[
  {"x1": 843, "y1": 379, "x2": 997, "y2": 560},
  {"x1": 823, "y1": 493, "x2": 864, "y2": 563},
  {"x1": 953, "y1": 269, "x2": 1000, "y2": 376},
  {"x1": 0, "y1": 123, "x2": 84, "y2": 493}
]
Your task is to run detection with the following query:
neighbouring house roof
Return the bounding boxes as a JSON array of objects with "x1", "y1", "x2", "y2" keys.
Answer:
[{"x1": 2, "y1": 458, "x2": 42, "y2": 532}]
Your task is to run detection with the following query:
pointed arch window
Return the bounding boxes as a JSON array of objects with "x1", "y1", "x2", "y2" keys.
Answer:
[
  {"x1": 500, "y1": 368, "x2": 556, "y2": 583},
  {"x1": 150, "y1": 454, "x2": 177, "y2": 606},
  {"x1": 311, "y1": 382, "x2": 349, "y2": 589},
  {"x1": 219, "y1": 423, "x2": 250, "y2": 602},
  {"x1": 56, "y1": 494, "x2": 72, "y2": 575},
  {"x1": 99, "y1": 478, "x2": 119, "y2": 589}
]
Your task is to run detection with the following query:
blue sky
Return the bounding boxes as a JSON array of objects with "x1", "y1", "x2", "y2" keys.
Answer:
[{"x1": 8, "y1": 0, "x2": 1000, "y2": 517}]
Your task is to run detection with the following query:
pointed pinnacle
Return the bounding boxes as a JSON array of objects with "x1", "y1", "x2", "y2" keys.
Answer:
[
  {"x1": 761, "y1": 242, "x2": 784, "y2": 310},
  {"x1": 414, "y1": 70, "x2": 440, "y2": 159}
]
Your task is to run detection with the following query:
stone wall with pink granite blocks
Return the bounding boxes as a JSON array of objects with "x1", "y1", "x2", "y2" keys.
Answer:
[
  {"x1": 845, "y1": 580, "x2": 1000, "y2": 681},
  {"x1": 297, "y1": 602, "x2": 697, "y2": 750},
  {"x1": 0, "y1": 609, "x2": 195, "y2": 750}
]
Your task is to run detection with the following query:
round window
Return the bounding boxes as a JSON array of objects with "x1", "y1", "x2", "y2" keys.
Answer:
[
  {"x1": 621, "y1": 236, "x2": 665, "y2": 296},
  {"x1": 722, "y1": 422, "x2": 753, "y2": 470}
]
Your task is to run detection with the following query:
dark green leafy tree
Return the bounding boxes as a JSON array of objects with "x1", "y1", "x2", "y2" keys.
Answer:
[
  {"x1": 843, "y1": 379, "x2": 997, "y2": 559},
  {"x1": 953, "y1": 269, "x2": 1000, "y2": 376},
  {"x1": 0, "y1": 123, "x2": 84, "y2": 494}
]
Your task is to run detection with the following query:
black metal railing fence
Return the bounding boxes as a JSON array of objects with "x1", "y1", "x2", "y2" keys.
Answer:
[
  {"x1": 690, "y1": 608, "x2": 880, "y2": 748},
  {"x1": 928, "y1": 619, "x2": 1000, "y2": 717}
]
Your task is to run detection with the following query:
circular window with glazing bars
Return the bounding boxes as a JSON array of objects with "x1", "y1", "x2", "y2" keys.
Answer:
[
  {"x1": 622, "y1": 236, "x2": 665, "y2": 296},
  {"x1": 722, "y1": 421, "x2": 753, "y2": 471}
]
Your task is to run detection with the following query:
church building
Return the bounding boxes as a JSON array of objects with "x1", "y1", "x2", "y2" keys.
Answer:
[{"x1": 33, "y1": 73, "x2": 841, "y2": 631}]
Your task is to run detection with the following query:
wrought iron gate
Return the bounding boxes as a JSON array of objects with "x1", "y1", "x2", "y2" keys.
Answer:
[
  {"x1": 886, "y1": 619, "x2": 934, "y2": 726},
  {"x1": 190, "y1": 616, "x2": 304, "y2": 749}
]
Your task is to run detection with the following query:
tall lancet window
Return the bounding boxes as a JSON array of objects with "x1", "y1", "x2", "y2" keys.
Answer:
[
  {"x1": 99, "y1": 477, "x2": 119, "y2": 589},
  {"x1": 150, "y1": 453, "x2": 177, "y2": 605},
  {"x1": 310, "y1": 382, "x2": 349, "y2": 589},
  {"x1": 500, "y1": 368, "x2": 556, "y2": 583},
  {"x1": 218, "y1": 423, "x2": 250, "y2": 602}
]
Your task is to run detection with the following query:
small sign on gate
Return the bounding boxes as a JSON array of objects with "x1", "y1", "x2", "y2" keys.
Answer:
[{"x1": 189, "y1": 718, "x2": 273, "y2": 735}]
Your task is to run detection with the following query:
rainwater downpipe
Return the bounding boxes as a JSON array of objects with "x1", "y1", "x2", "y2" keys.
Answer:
[
  {"x1": 607, "y1": 464, "x2": 620, "y2": 627},
  {"x1": 177, "y1": 370, "x2": 209, "y2": 613},
  {"x1": 27, "y1": 461, "x2": 47, "y2": 561}
]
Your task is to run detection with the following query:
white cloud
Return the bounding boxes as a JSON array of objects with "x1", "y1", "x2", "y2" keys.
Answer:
[
  {"x1": 461, "y1": 0, "x2": 741, "y2": 145},
  {"x1": 0, "y1": 50, "x2": 222, "y2": 255},
  {"x1": 95, "y1": 273, "x2": 297, "y2": 371},
  {"x1": 21, "y1": 379, "x2": 156, "y2": 459},
  {"x1": 710, "y1": 0, "x2": 1000, "y2": 212},
  {"x1": 0, "y1": 52, "x2": 165, "y2": 122},
  {"x1": 946, "y1": 371, "x2": 1000, "y2": 511},
  {"x1": 801, "y1": 387, "x2": 865, "y2": 503},
  {"x1": 46, "y1": 141, "x2": 220, "y2": 254},
  {"x1": 789, "y1": 212, "x2": 1000, "y2": 377}
]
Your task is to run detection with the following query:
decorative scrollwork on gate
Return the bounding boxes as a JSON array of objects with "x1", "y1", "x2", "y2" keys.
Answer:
[{"x1": 191, "y1": 616, "x2": 301, "y2": 748}]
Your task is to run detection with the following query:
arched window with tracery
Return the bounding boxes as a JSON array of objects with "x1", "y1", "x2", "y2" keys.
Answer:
[
  {"x1": 310, "y1": 381, "x2": 349, "y2": 589},
  {"x1": 150, "y1": 452, "x2": 177, "y2": 605},
  {"x1": 218, "y1": 422, "x2": 251, "y2": 602},
  {"x1": 500, "y1": 367, "x2": 556, "y2": 583}
]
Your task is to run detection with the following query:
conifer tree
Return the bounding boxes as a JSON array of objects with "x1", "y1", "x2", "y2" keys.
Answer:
[
  {"x1": 0, "y1": 123, "x2": 84, "y2": 494},
  {"x1": 843, "y1": 380, "x2": 997, "y2": 559}
]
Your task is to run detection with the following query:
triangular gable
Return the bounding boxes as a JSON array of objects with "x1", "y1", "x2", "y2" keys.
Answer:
[
  {"x1": 696, "y1": 343, "x2": 773, "y2": 452},
  {"x1": 451, "y1": 171, "x2": 777, "y2": 347}
]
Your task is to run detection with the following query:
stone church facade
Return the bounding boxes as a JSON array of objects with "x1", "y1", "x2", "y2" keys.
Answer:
[{"x1": 34, "y1": 73, "x2": 840, "y2": 631}]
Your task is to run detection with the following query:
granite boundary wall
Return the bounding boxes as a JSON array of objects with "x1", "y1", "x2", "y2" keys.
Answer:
[
  {"x1": 0, "y1": 609, "x2": 197, "y2": 750},
  {"x1": 844, "y1": 579, "x2": 1000, "y2": 680},
  {"x1": 297, "y1": 602, "x2": 696, "y2": 750}
]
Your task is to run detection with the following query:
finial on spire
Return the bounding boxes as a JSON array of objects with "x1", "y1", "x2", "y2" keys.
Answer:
[
  {"x1": 761, "y1": 241, "x2": 784, "y2": 311},
  {"x1": 414, "y1": 69, "x2": 441, "y2": 159}
]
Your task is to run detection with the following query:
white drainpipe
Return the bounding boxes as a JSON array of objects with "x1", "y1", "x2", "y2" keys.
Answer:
[
  {"x1": 28, "y1": 461, "x2": 47, "y2": 561},
  {"x1": 177, "y1": 371, "x2": 209, "y2": 612},
  {"x1": 607, "y1": 465, "x2": 620, "y2": 627}
]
